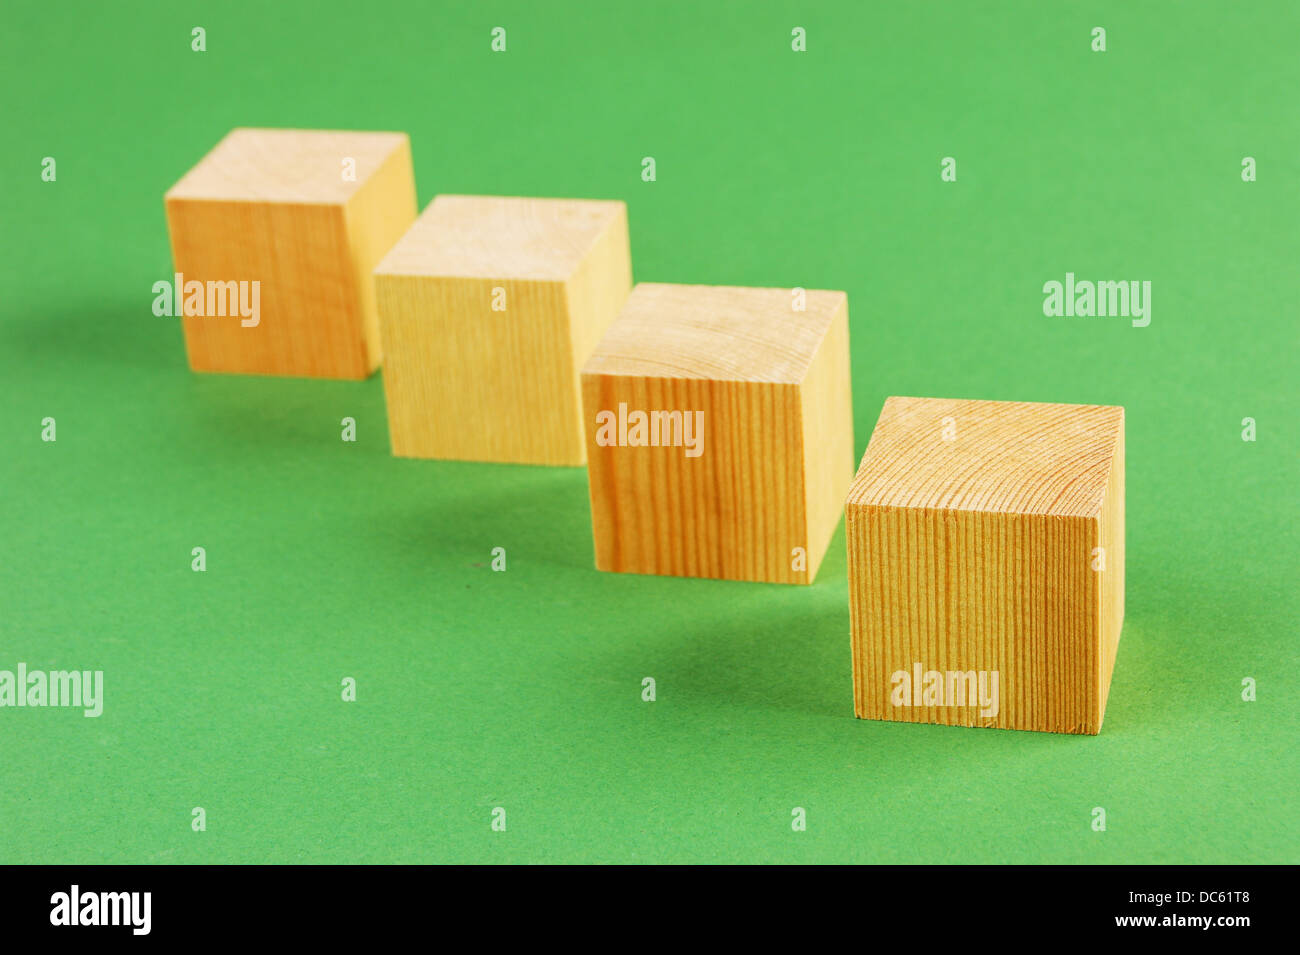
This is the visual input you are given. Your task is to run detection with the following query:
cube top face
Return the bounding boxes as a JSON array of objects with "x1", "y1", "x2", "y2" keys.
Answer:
[
  {"x1": 165, "y1": 128, "x2": 409, "y2": 204},
  {"x1": 581, "y1": 283, "x2": 847, "y2": 383},
  {"x1": 848, "y1": 396, "x2": 1124, "y2": 519},
  {"x1": 374, "y1": 194, "x2": 627, "y2": 281}
]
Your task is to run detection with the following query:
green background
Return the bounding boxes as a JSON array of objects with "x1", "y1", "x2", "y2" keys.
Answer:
[{"x1": 2, "y1": 1, "x2": 1296, "y2": 864}]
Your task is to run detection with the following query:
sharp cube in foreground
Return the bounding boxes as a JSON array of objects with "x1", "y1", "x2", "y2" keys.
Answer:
[
  {"x1": 164, "y1": 128, "x2": 417, "y2": 378},
  {"x1": 846, "y1": 396, "x2": 1125, "y2": 734},
  {"x1": 582, "y1": 283, "x2": 854, "y2": 584},
  {"x1": 374, "y1": 195, "x2": 631, "y2": 465}
]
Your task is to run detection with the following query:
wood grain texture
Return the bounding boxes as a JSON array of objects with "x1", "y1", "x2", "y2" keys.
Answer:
[
  {"x1": 164, "y1": 128, "x2": 416, "y2": 379},
  {"x1": 581, "y1": 283, "x2": 854, "y2": 584},
  {"x1": 845, "y1": 396, "x2": 1125, "y2": 734},
  {"x1": 374, "y1": 195, "x2": 631, "y2": 465}
]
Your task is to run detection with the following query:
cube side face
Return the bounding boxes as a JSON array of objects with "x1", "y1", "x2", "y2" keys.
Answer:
[
  {"x1": 798, "y1": 297, "x2": 854, "y2": 582},
  {"x1": 1096, "y1": 418, "x2": 1125, "y2": 725},
  {"x1": 343, "y1": 140, "x2": 418, "y2": 371},
  {"x1": 376, "y1": 275, "x2": 583, "y2": 465},
  {"x1": 165, "y1": 198, "x2": 373, "y2": 379},
  {"x1": 564, "y1": 205, "x2": 632, "y2": 376},
  {"x1": 847, "y1": 503, "x2": 1102, "y2": 733},
  {"x1": 582, "y1": 375, "x2": 809, "y2": 583}
]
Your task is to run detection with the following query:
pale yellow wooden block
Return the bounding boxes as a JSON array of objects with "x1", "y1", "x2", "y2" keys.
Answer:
[
  {"x1": 581, "y1": 283, "x2": 854, "y2": 584},
  {"x1": 374, "y1": 195, "x2": 631, "y2": 465},
  {"x1": 164, "y1": 128, "x2": 417, "y2": 379},
  {"x1": 846, "y1": 396, "x2": 1125, "y2": 734}
]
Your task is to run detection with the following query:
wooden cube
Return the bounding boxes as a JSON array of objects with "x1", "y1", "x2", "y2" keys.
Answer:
[
  {"x1": 581, "y1": 283, "x2": 854, "y2": 584},
  {"x1": 164, "y1": 128, "x2": 417, "y2": 379},
  {"x1": 846, "y1": 396, "x2": 1125, "y2": 734},
  {"x1": 374, "y1": 195, "x2": 631, "y2": 465}
]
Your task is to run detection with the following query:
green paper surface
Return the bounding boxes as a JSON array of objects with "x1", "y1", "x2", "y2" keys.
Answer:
[{"x1": 1, "y1": 1, "x2": 1296, "y2": 864}]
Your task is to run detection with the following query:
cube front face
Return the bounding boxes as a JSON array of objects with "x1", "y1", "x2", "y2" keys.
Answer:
[
  {"x1": 849, "y1": 506, "x2": 1103, "y2": 733},
  {"x1": 166, "y1": 199, "x2": 367, "y2": 378},
  {"x1": 164, "y1": 128, "x2": 417, "y2": 379},
  {"x1": 846, "y1": 397, "x2": 1124, "y2": 734},
  {"x1": 583, "y1": 374, "x2": 810, "y2": 582},
  {"x1": 377, "y1": 276, "x2": 586, "y2": 464},
  {"x1": 581, "y1": 284, "x2": 854, "y2": 584},
  {"x1": 374, "y1": 195, "x2": 631, "y2": 466}
]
